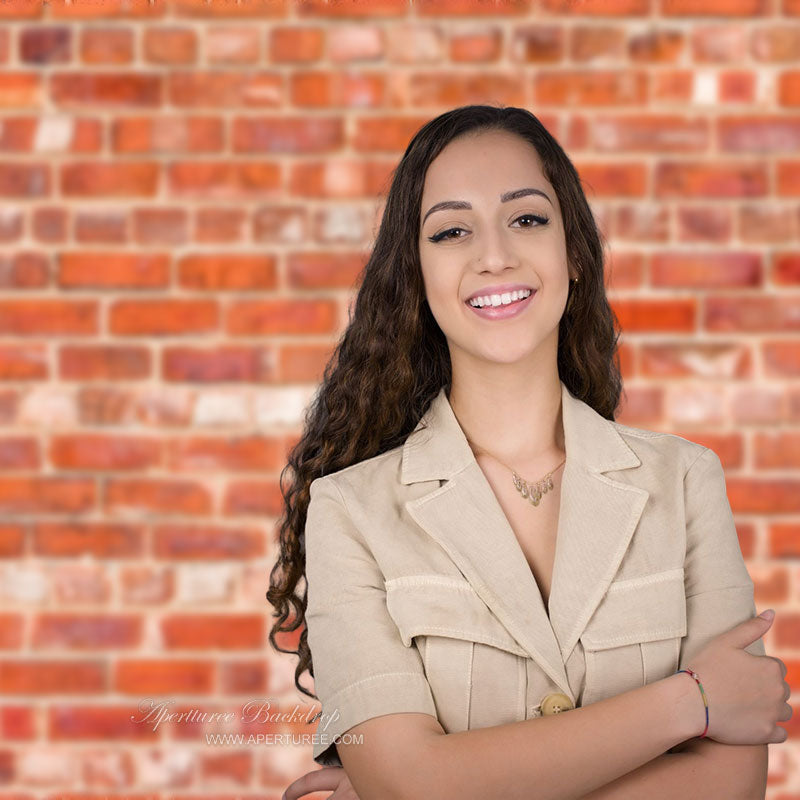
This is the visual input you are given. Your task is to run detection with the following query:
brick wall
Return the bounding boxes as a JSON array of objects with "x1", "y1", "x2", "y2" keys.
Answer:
[{"x1": 0, "y1": 0, "x2": 797, "y2": 797}]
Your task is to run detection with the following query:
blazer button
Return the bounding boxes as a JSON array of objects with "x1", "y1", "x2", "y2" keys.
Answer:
[{"x1": 540, "y1": 692, "x2": 574, "y2": 715}]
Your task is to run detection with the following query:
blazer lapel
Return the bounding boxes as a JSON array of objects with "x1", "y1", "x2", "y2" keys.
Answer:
[{"x1": 401, "y1": 380, "x2": 650, "y2": 700}]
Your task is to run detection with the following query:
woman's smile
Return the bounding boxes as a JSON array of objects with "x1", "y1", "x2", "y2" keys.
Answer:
[{"x1": 465, "y1": 288, "x2": 537, "y2": 321}]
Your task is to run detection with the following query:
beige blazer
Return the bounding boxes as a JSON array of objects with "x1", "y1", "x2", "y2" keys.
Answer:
[{"x1": 304, "y1": 380, "x2": 764, "y2": 767}]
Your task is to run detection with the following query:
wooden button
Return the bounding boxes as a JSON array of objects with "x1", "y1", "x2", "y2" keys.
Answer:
[{"x1": 540, "y1": 692, "x2": 574, "y2": 715}]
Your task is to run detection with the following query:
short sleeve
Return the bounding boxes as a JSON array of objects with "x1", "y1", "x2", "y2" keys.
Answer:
[
  {"x1": 304, "y1": 476, "x2": 437, "y2": 767},
  {"x1": 678, "y1": 446, "x2": 765, "y2": 672}
]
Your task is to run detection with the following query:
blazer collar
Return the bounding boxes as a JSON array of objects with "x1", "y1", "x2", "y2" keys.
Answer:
[{"x1": 400, "y1": 381, "x2": 649, "y2": 701}]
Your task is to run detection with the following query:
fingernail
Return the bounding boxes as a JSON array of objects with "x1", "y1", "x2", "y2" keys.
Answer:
[{"x1": 759, "y1": 608, "x2": 774, "y2": 620}]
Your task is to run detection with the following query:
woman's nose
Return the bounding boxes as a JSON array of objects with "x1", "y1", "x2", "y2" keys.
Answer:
[{"x1": 474, "y1": 229, "x2": 520, "y2": 271}]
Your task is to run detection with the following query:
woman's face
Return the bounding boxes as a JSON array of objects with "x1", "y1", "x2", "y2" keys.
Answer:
[{"x1": 418, "y1": 129, "x2": 574, "y2": 369}]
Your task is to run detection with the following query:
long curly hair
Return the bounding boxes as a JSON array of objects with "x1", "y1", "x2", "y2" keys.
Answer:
[{"x1": 266, "y1": 104, "x2": 623, "y2": 703}]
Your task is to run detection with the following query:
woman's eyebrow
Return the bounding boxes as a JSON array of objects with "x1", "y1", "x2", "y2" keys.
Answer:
[{"x1": 421, "y1": 187, "x2": 553, "y2": 225}]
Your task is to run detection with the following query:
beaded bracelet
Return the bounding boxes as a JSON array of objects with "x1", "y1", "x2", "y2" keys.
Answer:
[{"x1": 675, "y1": 667, "x2": 709, "y2": 739}]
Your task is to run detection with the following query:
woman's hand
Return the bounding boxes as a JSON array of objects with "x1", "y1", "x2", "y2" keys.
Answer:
[{"x1": 283, "y1": 766, "x2": 361, "y2": 800}]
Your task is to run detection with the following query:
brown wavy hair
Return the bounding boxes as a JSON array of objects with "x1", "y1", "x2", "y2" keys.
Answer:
[{"x1": 266, "y1": 104, "x2": 623, "y2": 703}]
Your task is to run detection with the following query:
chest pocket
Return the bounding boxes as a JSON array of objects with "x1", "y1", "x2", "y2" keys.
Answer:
[
  {"x1": 385, "y1": 576, "x2": 528, "y2": 733},
  {"x1": 580, "y1": 567, "x2": 687, "y2": 705}
]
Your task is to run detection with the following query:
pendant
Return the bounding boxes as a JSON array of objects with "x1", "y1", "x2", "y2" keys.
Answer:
[{"x1": 513, "y1": 471, "x2": 555, "y2": 507}]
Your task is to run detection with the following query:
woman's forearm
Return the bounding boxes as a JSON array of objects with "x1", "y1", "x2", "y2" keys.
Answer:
[
  {"x1": 401, "y1": 673, "x2": 708, "y2": 800},
  {"x1": 578, "y1": 740, "x2": 767, "y2": 800}
]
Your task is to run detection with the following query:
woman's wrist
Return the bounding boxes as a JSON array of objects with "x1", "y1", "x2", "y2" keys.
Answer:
[{"x1": 661, "y1": 671, "x2": 709, "y2": 743}]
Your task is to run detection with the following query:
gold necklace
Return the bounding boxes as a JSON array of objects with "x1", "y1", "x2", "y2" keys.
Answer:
[{"x1": 468, "y1": 439, "x2": 566, "y2": 507}]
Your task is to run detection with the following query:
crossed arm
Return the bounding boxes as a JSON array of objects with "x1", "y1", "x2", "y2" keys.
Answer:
[{"x1": 578, "y1": 738, "x2": 767, "y2": 799}]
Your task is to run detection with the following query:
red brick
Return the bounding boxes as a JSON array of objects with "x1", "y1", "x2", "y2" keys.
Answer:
[
  {"x1": 169, "y1": 71, "x2": 282, "y2": 107},
  {"x1": 613, "y1": 299, "x2": 696, "y2": 332},
  {"x1": 0, "y1": 73, "x2": 40, "y2": 108},
  {"x1": 771, "y1": 524, "x2": 800, "y2": 558},
  {"x1": 168, "y1": 161, "x2": 281, "y2": 196},
  {"x1": 751, "y1": 26, "x2": 800, "y2": 62},
  {"x1": 0, "y1": 300, "x2": 97, "y2": 335},
  {"x1": 278, "y1": 343, "x2": 332, "y2": 382},
  {"x1": 764, "y1": 341, "x2": 800, "y2": 376},
  {"x1": 81, "y1": 27, "x2": 134, "y2": 64},
  {"x1": 574, "y1": 162, "x2": 647, "y2": 197},
  {"x1": 287, "y1": 251, "x2": 364, "y2": 289},
  {"x1": 223, "y1": 480, "x2": 284, "y2": 516},
  {"x1": 0, "y1": 478, "x2": 95, "y2": 514},
  {"x1": 542, "y1": 0, "x2": 648, "y2": 11},
  {"x1": 777, "y1": 160, "x2": 800, "y2": 195},
  {"x1": 161, "y1": 615, "x2": 263, "y2": 649},
  {"x1": 0, "y1": 437, "x2": 38, "y2": 469},
  {"x1": 353, "y1": 115, "x2": 431, "y2": 151},
  {"x1": 220, "y1": 660, "x2": 268, "y2": 693},
  {"x1": 153, "y1": 525, "x2": 265, "y2": 559},
  {"x1": 290, "y1": 70, "x2": 384, "y2": 107},
  {"x1": 727, "y1": 478, "x2": 800, "y2": 513},
  {"x1": 50, "y1": 435, "x2": 161, "y2": 471},
  {"x1": 32, "y1": 615, "x2": 141, "y2": 649},
  {"x1": 407, "y1": 72, "x2": 525, "y2": 107},
  {"x1": 0, "y1": 162, "x2": 50, "y2": 196},
  {"x1": 591, "y1": 115, "x2": 708, "y2": 151},
  {"x1": 20, "y1": 26, "x2": 71, "y2": 64},
  {"x1": 779, "y1": 71, "x2": 800, "y2": 106},
  {"x1": 115, "y1": 660, "x2": 214, "y2": 693},
  {"x1": 0, "y1": 660, "x2": 105, "y2": 693},
  {"x1": 449, "y1": 29, "x2": 506, "y2": 63},
  {"x1": 227, "y1": 300, "x2": 337, "y2": 335},
  {"x1": 0, "y1": 615, "x2": 23, "y2": 649},
  {"x1": 172, "y1": 0, "x2": 289, "y2": 18},
  {"x1": 655, "y1": 162, "x2": 768, "y2": 197},
  {"x1": 162, "y1": 346, "x2": 276, "y2": 382},
  {"x1": 177, "y1": 254, "x2": 277, "y2": 289},
  {"x1": 650, "y1": 252, "x2": 761, "y2": 287},
  {"x1": 0, "y1": 345, "x2": 48, "y2": 380},
  {"x1": 112, "y1": 116, "x2": 224, "y2": 154},
  {"x1": 535, "y1": 70, "x2": 647, "y2": 105},
  {"x1": 48, "y1": 705, "x2": 159, "y2": 741},
  {"x1": 51, "y1": 73, "x2": 161, "y2": 106},
  {"x1": 0, "y1": 525, "x2": 24, "y2": 557},
  {"x1": 33, "y1": 522, "x2": 143, "y2": 558},
  {"x1": 167, "y1": 435, "x2": 286, "y2": 472},
  {"x1": 0, "y1": 252, "x2": 48, "y2": 287},
  {"x1": 675, "y1": 206, "x2": 733, "y2": 242},
  {"x1": 62, "y1": 161, "x2": 159, "y2": 196},
  {"x1": 269, "y1": 26, "x2": 324, "y2": 62},
  {"x1": 569, "y1": 26, "x2": 625, "y2": 62},
  {"x1": 109, "y1": 300, "x2": 219, "y2": 336},
  {"x1": 754, "y1": 432, "x2": 800, "y2": 468},
  {"x1": 662, "y1": 0, "x2": 768, "y2": 14},
  {"x1": 59, "y1": 252, "x2": 169, "y2": 288},
  {"x1": 60, "y1": 346, "x2": 151, "y2": 380},
  {"x1": 296, "y1": 0, "x2": 406, "y2": 16},
  {"x1": 0, "y1": 1, "x2": 42, "y2": 18},
  {"x1": 105, "y1": 479, "x2": 213, "y2": 516},
  {"x1": 628, "y1": 28, "x2": 684, "y2": 62},
  {"x1": 232, "y1": 115, "x2": 343, "y2": 153},
  {"x1": 143, "y1": 26, "x2": 197, "y2": 64},
  {"x1": 705, "y1": 296, "x2": 800, "y2": 331},
  {"x1": 0, "y1": 706, "x2": 35, "y2": 739},
  {"x1": 639, "y1": 343, "x2": 751, "y2": 379}
]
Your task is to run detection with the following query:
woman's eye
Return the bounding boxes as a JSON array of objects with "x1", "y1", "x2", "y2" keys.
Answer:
[
  {"x1": 428, "y1": 227, "x2": 466, "y2": 243},
  {"x1": 426, "y1": 213, "x2": 549, "y2": 243},
  {"x1": 513, "y1": 213, "x2": 549, "y2": 228}
]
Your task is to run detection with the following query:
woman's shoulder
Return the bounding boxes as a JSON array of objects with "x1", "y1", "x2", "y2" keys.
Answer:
[
  {"x1": 609, "y1": 419, "x2": 709, "y2": 474},
  {"x1": 310, "y1": 441, "x2": 407, "y2": 499}
]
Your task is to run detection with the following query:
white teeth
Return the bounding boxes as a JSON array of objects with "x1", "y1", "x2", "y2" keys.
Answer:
[{"x1": 468, "y1": 289, "x2": 532, "y2": 309}]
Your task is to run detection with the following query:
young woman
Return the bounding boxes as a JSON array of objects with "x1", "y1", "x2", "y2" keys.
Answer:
[{"x1": 267, "y1": 105, "x2": 791, "y2": 800}]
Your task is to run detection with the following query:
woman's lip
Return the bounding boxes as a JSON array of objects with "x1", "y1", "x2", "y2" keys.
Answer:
[{"x1": 465, "y1": 290, "x2": 536, "y2": 320}]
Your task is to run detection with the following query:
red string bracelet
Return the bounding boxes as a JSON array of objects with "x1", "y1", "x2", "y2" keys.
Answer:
[{"x1": 675, "y1": 667, "x2": 709, "y2": 739}]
